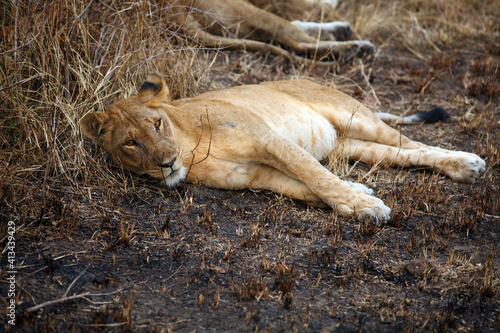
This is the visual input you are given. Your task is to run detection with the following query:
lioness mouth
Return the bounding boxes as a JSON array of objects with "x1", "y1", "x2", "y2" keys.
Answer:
[{"x1": 161, "y1": 165, "x2": 188, "y2": 188}]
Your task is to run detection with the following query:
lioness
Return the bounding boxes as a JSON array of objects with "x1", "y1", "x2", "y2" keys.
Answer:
[
  {"x1": 81, "y1": 75, "x2": 486, "y2": 222},
  {"x1": 167, "y1": 0, "x2": 375, "y2": 63}
]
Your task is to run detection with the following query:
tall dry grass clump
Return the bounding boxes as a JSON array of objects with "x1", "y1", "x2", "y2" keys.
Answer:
[
  {"x1": 304, "y1": 0, "x2": 499, "y2": 57},
  {"x1": 0, "y1": 0, "x2": 216, "y2": 190}
]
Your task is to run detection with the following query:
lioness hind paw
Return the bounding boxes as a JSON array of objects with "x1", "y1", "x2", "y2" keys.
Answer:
[
  {"x1": 341, "y1": 41, "x2": 376, "y2": 64},
  {"x1": 291, "y1": 21, "x2": 352, "y2": 41},
  {"x1": 443, "y1": 153, "x2": 486, "y2": 183},
  {"x1": 327, "y1": 22, "x2": 353, "y2": 41}
]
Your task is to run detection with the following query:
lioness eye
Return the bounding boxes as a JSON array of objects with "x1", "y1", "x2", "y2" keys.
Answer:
[
  {"x1": 154, "y1": 119, "x2": 161, "y2": 131},
  {"x1": 125, "y1": 140, "x2": 136, "y2": 146}
]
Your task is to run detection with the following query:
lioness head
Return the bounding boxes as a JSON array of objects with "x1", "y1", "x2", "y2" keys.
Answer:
[{"x1": 81, "y1": 74, "x2": 187, "y2": 187}]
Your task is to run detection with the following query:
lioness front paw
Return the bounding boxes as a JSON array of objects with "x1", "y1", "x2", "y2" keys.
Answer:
[
  {"x1": 337, "y1": 194, "x2": 391, "y2": 224},
  {"x1": 355, "y1": 196, "x2": 391, "y2": 224},
  {"x1": 442, "y1": 152, "x2": 486, "y2": 183}
]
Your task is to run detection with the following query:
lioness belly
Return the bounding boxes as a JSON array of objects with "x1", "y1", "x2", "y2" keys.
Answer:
[{"x1": 265, "y1": 104, "x2": 337, "y2": 161}]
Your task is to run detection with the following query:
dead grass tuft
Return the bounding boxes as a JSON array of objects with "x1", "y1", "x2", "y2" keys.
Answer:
[{"x1": 0, "y1": 0, "x2": 215, "y2": 193}]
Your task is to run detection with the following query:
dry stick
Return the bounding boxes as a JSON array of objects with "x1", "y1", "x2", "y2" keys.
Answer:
[
  {"x1": 64, "y1": 0, "x2": 96, "y2": 100},
  {"x1": 63, "y1": 264, "x2": 91, "y2": 298},
  {"x1": 16, "y1": 265, "x2": 50, "y2": 283},
  {"x1": 27, "y1": 293, "x2": 88, "y2": 313},
  {"x1": 305, "y1": 7, "x2": 326, "y2": 75},
  {"x1": 27, "y1": 289, "x2": 123, "y2": 313},
  {"x1": 191, "y1": 108, "x2": 212, "y2": 166},
  {"x1": 360, "y1": 62, "x2": 380, "y2": 106},
  {"x1": 0, "y1": 33, "x2": 40, "y2": 57},
  {"x1": 37, "y1": 106, "x2": 61, "y2": 223},
  {"x1": 185, "y1": 108, "x2": 212, "y2": 179},
  {"x1": 13, "y1": 0, "x2": 19, "y2": 76}
]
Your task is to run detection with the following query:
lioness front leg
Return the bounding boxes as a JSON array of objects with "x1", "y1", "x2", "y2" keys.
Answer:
[
  {"x1": 255, "y1": 135, "x2": 391, "y2": 222},
  {"x1": 190, "y1": 158, "x2": 375, "y2": 210},
  {"x1": 239, "y1": 165, "x2": 376, "y2": 207},
  {"x1": 250, "y1": 165, "x2": 388, "y2": 221}
]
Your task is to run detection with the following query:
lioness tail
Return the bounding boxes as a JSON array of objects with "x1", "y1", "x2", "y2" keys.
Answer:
[{"x1": 375, "y1": 107, "x2": 449, "y2": 124}]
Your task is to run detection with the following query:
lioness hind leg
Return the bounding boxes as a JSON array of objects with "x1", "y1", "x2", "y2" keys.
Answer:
[
  {"x1": 318, "y1": 40, "x2": 376, "y2": 61},
  {"x1": 340, "y1": 139, "x2": 486, "y2": 183}
]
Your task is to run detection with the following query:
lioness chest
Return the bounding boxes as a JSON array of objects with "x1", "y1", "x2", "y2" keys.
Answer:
[{"x1": 182, "y1": 85, "x2": 338, "y2": 161}]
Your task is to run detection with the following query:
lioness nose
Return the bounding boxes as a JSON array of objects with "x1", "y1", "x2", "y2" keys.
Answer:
[{"x1": 159, "y1": 157, "x2": 177, "y2": 169}]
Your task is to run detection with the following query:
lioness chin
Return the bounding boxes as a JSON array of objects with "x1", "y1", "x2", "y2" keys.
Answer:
[{"x1": 81, "y1": 75, "x2": 486, "y2": 223}]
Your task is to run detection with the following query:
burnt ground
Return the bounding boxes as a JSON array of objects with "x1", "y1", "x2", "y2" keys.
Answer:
[{"x1": 1, "y1": 4, "x2": 500, "y2": 333}]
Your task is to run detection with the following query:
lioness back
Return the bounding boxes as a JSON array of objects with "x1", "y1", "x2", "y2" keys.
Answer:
[{"x1": 186, "y1": 81, "x2": 339, "y2": 160}]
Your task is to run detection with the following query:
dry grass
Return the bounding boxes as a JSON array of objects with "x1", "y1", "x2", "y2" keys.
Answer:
[
  {"x1": 1, "y1": 0, "x2": 215, "y2": 190},
  {"x1": 1, "y1": 0, "x2": 499, "y2": 332}
]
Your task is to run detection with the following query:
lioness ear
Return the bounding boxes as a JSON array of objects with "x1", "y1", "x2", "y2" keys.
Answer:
[
  {"x1": 137, "y1": 74, "x2": 171, "y2": 102},
  {"x1": 80, "y1": 112, "x2": 109, "y2": 144}
]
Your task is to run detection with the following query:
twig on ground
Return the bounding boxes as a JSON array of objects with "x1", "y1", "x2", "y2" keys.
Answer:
[
  {"x1": 27, "y1": 289, "x2": 123, "y2": 313},
  {"x1": 63, "y1": 264, "x2": 91, "y2": 297}
]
